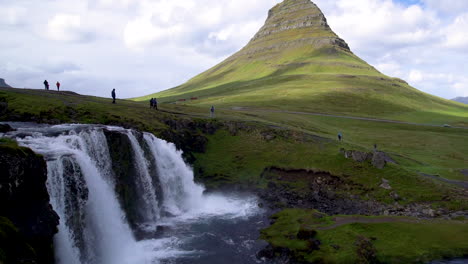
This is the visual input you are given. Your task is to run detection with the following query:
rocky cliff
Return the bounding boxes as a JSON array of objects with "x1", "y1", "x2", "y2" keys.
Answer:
[
  {"x1": 0, "y1": 79, "x2": 11, "y2": 88},
  {"x1": 0, "y1": 140, "x2": 59, "y2": 264}
]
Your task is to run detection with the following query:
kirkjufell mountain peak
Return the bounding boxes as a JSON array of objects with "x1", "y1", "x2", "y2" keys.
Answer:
[
  {"x1": 0, "y1": 78, "x2": 11, "y2": 88},
  {"x1": 234, "y1": 0, "x2": 351, "y2": 61},
  {"x1": 138, "y1": 0, "x2": 465, "y2": 121}
]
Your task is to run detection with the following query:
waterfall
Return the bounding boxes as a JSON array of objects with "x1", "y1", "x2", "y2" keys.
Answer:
[
  {"x1": 126, "y1": 130, "x2": 161, "y2": 222},
  {"x1": 143, "y1": 133, "x2": 204, "y2": 215},
  {"x1": 10, "y1": 124, "x2": 260, "y2": 264},
  {"x1": 16, "y1": 126, "x2": 144, "y2": 264}
]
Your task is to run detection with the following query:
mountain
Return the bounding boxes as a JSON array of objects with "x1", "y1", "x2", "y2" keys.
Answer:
[
  {"x1": 136, "y1": 0, "x2": 467, "y2": 121},
  {"x1": 0, "y1": 78, "x2": 11, "y2": 88},
  {"x1": 452, "y1": 97, "x2": 468, "y2": 104}
]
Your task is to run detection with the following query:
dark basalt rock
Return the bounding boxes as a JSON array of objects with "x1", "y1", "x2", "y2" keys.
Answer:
[
  {"x1": 0, "y1": 143, "x2": 59, "y2": 264},
  {"x1": 0, "y1": 123, "x2": 14, "y2": 133},
  {"x1": 104, "y1": 129, "x2": 161, "y2": 230}
]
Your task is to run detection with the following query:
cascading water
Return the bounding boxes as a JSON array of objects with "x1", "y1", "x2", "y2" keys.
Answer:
[
  {"x1": 16, "y1": 126, "x2": 144, "y2": 264},
  {"x1": 5, "y1": 123, "x2": 266, "y2": 264},
  {"x1": 144, "y1": 133, "x2": 204, "y2": 215}
]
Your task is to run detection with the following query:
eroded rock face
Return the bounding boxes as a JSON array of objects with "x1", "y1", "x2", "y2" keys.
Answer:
[
  {"x1": 259, "y1": 167, "x2": 386, "y2": 215},
  {"x1": 230, "y1": 0, "x2": 351, "y2": 61},
  {"x1": 0, "y1": 144, "x2": 59, "y2": 264}
]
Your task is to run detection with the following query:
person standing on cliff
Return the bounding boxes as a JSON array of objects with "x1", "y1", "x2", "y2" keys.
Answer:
[
  {"x1": 43, "y1": 80, "x2": 49, "y2": 90},
  {"x1": 56, "y1": 81, "x2": 61, "y2": 91},
  {"x1": 111, "y1": 89, "x2": 116, "y2": 104}
]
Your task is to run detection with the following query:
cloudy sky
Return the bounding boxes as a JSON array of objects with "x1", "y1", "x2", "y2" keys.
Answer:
[{"x1": 1, "y1": 0, "x2": 467, "y2": 99}]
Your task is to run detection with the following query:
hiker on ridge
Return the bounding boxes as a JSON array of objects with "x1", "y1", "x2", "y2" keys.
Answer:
[
  {"x1": 154, "y1": 98, "x2": 158, "y2": 110},
  {"x1": 338, "y1": 132, "x2": 342, "y2": 142},
  {"x1": 56, "y1": 81, "x2": 61, "y2": 91},
  {"x1": 210, "y1": 105, "x2": 215, "y2": 118},
  {"x1": 150, "y1": 98, "x2": 154, "y2": 108},
  {"x1": 111, "y1": 89, "x2": 116, "y2": 104},
  {"x1": 44, "y1": 80, "x2": 49, "y2": 90}
]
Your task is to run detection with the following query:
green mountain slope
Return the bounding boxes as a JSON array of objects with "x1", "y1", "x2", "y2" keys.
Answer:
[{"x1": 135, "y1": 0, "x2": 467, "y2": 122}]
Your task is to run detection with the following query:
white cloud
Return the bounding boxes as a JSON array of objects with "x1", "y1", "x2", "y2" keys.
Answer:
[
  {"x1": 423, "y1": 0, "x2": 468, "y2": 15},
  {"x1": 0, "y1": 6, "x2": 26, "y2": 26},
  {"x1": 47, "y1": 14, "x2": 93, "y2": 42},
  {"x1": 408, "y1": 70, "x2": 424, "y2": 83},
  {"x1": 0, "y1": 0, "x2": 467, "y2": 100},
  {"x1": 443, "y1": 13, "x2": 468, "y2": 49}
]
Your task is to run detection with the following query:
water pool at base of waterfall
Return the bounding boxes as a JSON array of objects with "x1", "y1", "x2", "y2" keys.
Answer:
[
  {"x1": 134, "y1": 194, "x2": 270, "y2": 264},
  {"x1": 4, "y1": 123, "x2": 269, "y2": 264}
]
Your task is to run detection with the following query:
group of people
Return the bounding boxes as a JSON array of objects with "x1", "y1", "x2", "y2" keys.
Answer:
[
  {"x1": 43, "y1": 80, "x2": 60, "y2": 91},
  {"x1": 149, "y1": 98, "x2": 158, "y2": 110}
]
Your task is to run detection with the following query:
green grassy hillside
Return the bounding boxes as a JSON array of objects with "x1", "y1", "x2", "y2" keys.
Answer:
[
  {"x1": 135, "y1": 0, "x2": 468, "y2": 123},
  {"x1": 2, "y1": 86, "x2": 468, "y2": 263}
]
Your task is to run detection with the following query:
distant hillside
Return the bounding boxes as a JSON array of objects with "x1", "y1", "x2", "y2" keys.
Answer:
[
  {"x1": 0, "y1": 78, "x2": 11, "y2": 88},
  {"x1": 452, "y1": 97, "x2": 468, "y2": 104},
  {"x1": 136, "y1": 0, "x2": 468, "y2": 122}
]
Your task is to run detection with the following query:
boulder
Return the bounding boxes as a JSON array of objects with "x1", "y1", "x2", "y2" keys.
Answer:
[
  {"x1": 379, "y1": 178, "x2": 392, "y2": 190},
  {"x1": 372, "y1": 151, "x2": 387, "y2": 169},
  {"x1": 352, "y1": 151, "x2": 373, "y2": 162},
  {"x1": 342, "y1": 148, "x2": 395, "y2": 169}
]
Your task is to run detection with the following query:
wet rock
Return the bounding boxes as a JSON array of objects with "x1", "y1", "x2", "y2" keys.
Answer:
[
  {"x1": 0, "y1": 143, "x2": 59, "y2": 264},
  {"x1": 0, "y1": 123, "x2": 14, "y2": 133}
]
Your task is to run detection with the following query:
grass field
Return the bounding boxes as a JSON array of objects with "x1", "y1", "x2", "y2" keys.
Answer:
[{"x1": 261, "y1": 209, "x2": 468, "y2": 263}]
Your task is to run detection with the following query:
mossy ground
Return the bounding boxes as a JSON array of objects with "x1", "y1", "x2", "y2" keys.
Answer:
[{"x1": 261, "y1": 209, "x2": 468, "y2": 264}]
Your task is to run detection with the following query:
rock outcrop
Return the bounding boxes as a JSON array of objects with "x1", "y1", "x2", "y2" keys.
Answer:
[
  {"x1": 0, "y1": 78, "x2": 11, "y2": 88},
  {"x1": 259, "y1": 167, "x2": 387, "y2": 215},
  {"x1": 0, "y1": 141, "x2": 59, "y2": 264},
  {"x1": 341, "y1": 148, "x2": 396, "y2": 169}
]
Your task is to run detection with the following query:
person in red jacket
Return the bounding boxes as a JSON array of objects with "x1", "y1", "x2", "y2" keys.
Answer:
[{"x1": 56, "y1": 81, "x2": 61, "y2": 91}]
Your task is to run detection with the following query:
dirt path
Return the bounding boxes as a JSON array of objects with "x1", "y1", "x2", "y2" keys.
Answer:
[
  {"x1": 418, "y1": 173, "x2": 468, "y2": 189},
  {"x1": 318, "y1": 216, "x2": 419, "y2": 230},
  {"x1": 230, "y1": 107, "x2": 468, "y2": 130}
]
